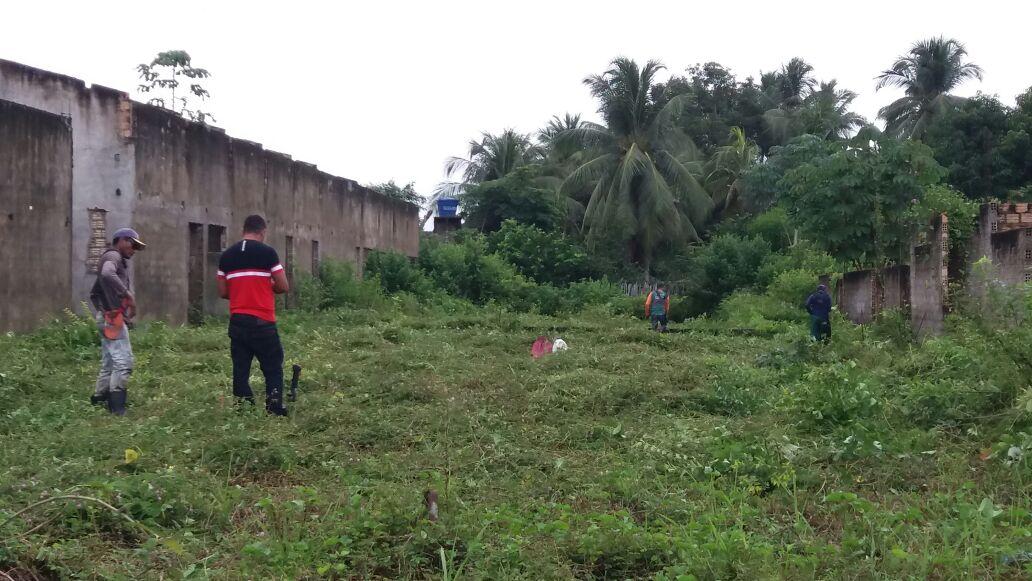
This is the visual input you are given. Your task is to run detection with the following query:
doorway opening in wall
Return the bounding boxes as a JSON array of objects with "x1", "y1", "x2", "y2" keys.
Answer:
[
  {"x1": 208, "y1": 224, "x2": 226, "y2": 254},
  {"x1": 188, "y1": 223, "x2": 204, "y2": 325},
  {"x1": 285, "y1": 236, "x2": 295, "y2": 309},
  {"x1": 355, "y1": 246, "x2": 372, "y2": 276},
  {"x1": 207, "y1": 224, "x2": 227, "y2": 316},
  {"x1": 312, "y1": 240, "x2": 320, "y2": 277}
]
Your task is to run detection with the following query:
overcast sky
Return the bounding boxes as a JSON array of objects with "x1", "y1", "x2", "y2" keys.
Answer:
[{"x1": 3, "y1": 1, "x2": 1028, "y2": 199}]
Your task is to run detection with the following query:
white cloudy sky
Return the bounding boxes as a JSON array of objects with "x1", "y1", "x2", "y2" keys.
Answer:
[{"x1": 3, "y1": 1, "x2": 1028, "y2": 198}]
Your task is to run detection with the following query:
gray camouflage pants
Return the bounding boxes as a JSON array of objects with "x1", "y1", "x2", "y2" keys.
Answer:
[{"x1": 94, "y1": 315, "x2": 134, "y2": 396}]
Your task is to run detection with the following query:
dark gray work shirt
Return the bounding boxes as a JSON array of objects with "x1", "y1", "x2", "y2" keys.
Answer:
[{"x1": 90, "y1": 249, "x2": 132, "y2": 313}]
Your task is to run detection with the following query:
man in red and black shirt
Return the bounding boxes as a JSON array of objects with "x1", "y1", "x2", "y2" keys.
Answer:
[{"x1": 217, "y1": 215, "x2": 290, "y2": 415}]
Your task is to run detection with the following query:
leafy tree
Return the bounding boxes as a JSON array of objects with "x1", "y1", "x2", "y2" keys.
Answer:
[
  {"x1": 460, "y1": 166, "x2": 562, "y2": 232},
  {"x1": 136, "y1": 50, "x2": 214, "y2": 123},
  {"x1": 999, "y1": 87, "x2": 1032, "y2": 191},
  {"x1": 367, "y1": 180, "x2": 423, "y2": 205},
  {"x1": 876, "y1": 37, "x2": 983, "y2": 139},
  {"x1": 559, "y1": 58, "x2": 712, "y2": 276},
  {"x1": 651, "y1": 62, "x2": 765, "y2": 153},
  {"x1": 740, "y1": 134, "x2": 832, "y2": 212},
  {"x1": 922, "y1": 94, "x2": 1014, "y2": 199},
  {"x1": 779, "y1": 138, "x2": 947, "y2": 267},
  {"x1": 487, "y1": 220, "x2": 594, "y2": 286}
]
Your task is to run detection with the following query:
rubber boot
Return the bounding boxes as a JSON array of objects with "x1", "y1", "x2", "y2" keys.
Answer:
[
  {"x1": 90, "y1": 393, "x2": 109, "y2": 406},
  {"x1": 266, "y1": 389, "x2": 288, "y2": 417},
  {"x1": 266, "y1": 400, "x2": 288, "y2": 417},
  {"x1": 108, "y1": 390, "x2": 127, "y2": 416}
]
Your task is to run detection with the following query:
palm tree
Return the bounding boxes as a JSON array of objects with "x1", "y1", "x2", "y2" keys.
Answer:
[
  {"x1": 876, "y1": 37, "x2": 983, "y2": 139},
  {"x1": 760, "y1": 58, "x2": 818, "y2": 149},
  {"x1": 706, "y1": 127, "x2": 759, "y2": 215},
  {"x1": 537, "y1": 114, "x2": 591, "y2": 230},
  {"x1": 538, "y1": 113, "x2": 583, "y2": 147},
  {"x1": 427, "y1": 129, "x2": 543, "y2": 228},
  {"x1": 802, "y1": 80, "x2": 867, "y2": 140},
  {"x1": 776, "y1": 57, "x2": 817, "y2": 107},
  {"x1": 559, "y1": 58, "x2": 712, "y2": 275}
]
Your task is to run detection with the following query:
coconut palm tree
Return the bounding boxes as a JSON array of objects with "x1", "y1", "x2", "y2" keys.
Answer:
[
  {"x1": 759, "y1": 58, "x2": 818, "y2": 149},
  {"x1": 876, "y1": 37, "x2": 983, "y2": 139},
  {"x1": 559, "y1": 58, "x2": 712, "y2": 275},
  {"x1": 539, "y1": 113, "x2": 583, "y2": 147},
  {"x1": 776, "y1": 57, "x2": 818, "y2": 107},
  {"x1": 706, "y1": 127, "x2": 759, "y2": 215},
  {"x1": 802, "y1": 80, "x2": 867, "y2": 140},
  {"x1": 427, "y1": 129, "x2": 543, "y2": 228}
]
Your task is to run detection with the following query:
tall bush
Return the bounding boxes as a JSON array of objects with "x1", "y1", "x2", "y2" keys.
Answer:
[{"x1": 487, "y1": 220, "x2": 595, "y2": 286}]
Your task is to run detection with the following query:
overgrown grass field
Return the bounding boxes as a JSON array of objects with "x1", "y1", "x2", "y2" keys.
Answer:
[{"x1": 1, "y1": 304, "x2": 1030, "y2": 579}]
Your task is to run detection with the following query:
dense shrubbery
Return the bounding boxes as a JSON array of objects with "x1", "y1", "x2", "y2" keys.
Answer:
[
  {"x1": 296, "y1": 261, "x2": 384, "y2": 311},
  {"x1": 678, "y1": 234, "x2": 772, "y2": 316},
  {"x1": 297, "y1": 232, "x2": 625, "y2": 317},
  {"x1": 486, "y1": 220, "x2": 596, "y2": 286}
]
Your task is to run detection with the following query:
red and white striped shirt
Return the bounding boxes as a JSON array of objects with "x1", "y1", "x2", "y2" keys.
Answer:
[{"x1": 217, "y1": 239, "x2": 283, "y2": 322}]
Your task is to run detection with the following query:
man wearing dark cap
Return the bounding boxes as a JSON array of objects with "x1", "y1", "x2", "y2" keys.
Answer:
[
  {"x1": 217, "y1": 215, "x2": 291, "y2": 416},
  {"x1": 89, "y1": 227, "x2": 146, "y2": 415},
  {"x1": 805, "y1": 283, "x2": 832, "y2": 342}
]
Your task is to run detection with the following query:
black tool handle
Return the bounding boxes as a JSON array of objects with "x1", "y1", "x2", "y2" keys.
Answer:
[{"x1": 288, "y1": 364, "x2": 302, "y2": 402}]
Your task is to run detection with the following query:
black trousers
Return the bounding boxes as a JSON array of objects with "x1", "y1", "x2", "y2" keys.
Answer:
[{"x1": 228, "y1": 314, "x2": 285, "y2": 411}]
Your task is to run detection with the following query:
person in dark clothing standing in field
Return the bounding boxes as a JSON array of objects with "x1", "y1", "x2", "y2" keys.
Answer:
[
  {"x1": 90, "y1": 227, "x2": 146, "y2": 415},
  {"x1": 217, "y1": 215, "x2": 290, "y2": 416},
  {"x1": 805, "y1": 283, "x2": 832, "y2": 342}
]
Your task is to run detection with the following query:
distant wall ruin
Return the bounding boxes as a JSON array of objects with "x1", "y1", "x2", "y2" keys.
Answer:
[{"x1": 838, "y1": 205, "x2": 1032, "y2": 337}]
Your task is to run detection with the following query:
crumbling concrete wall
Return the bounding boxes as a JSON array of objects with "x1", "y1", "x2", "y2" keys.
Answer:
[
  {"x1": 837, "y1": 264, "x2": 910, "y2": 325},
  {"x1": 909, "y1": 214, "x2": 948, "y2": 337},
  {"x1": 130, "y1": 104, "x2": 419, "y2": 324},
  {"x1": 837, "y1": 269, "x2": 875, "y2": 324},
  {"x1": 880, "y1": 264, "x2": 910, "y2": 312},
  {"x1": 0, "y1": 58, "x2": 419, "y2": 329},
  {"x1": 838, "y1": 216, "x2": 947, "y2": 336},
  {"x1": 0, "y1": 60, "x2": 135, "y2": 310},
  {"x1": 971, "y1": 202, "x2": 1032, "y2": 287},
  {"x1": 990, "y1": 230, "x2": 1027, "y2": 286},
  {"x1": 0, "y1": 100, "x2": 73, "y2": 332}
]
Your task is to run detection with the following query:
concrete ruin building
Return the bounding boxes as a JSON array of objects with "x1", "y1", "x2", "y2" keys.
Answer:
[
  {"x1": 837, "y1": 202, "x2": 1032, "y2": 336},
  {"x1": 0, "y1": 59, "x2": 419, "y2": 332}
]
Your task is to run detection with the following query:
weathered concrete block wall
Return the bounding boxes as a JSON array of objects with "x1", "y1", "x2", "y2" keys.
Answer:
[
  {"x1": 0, "y1": 60, "x2": 135, "y2": 308},
  {"x1": 910, "y1": 214, "x2": 948, "y2": 337},
  {"x1": 971, "y1": 202, "x2": 1032, "y2": 282},
  {"x1": 130, "y1": 103, "x2": 419, "y2": 324},
  {"x1": 880, "y1": 264, "x2": 910, "y2": 312},
  {"x1": 837, "y1": 269, "x2": 875, "y2": 324},
  {"x1": 0, "y1": 100, "x2": 73, "y2": 331},
  {"x1": 0, "y1": 58, "x2": 420, "y2": 329},
  {"x1": 990, "y1": 230, "x2": 1028, "y2": 286},
  {"x1": 838, "y1": 264, "x2": 911, "y2": 327}
]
